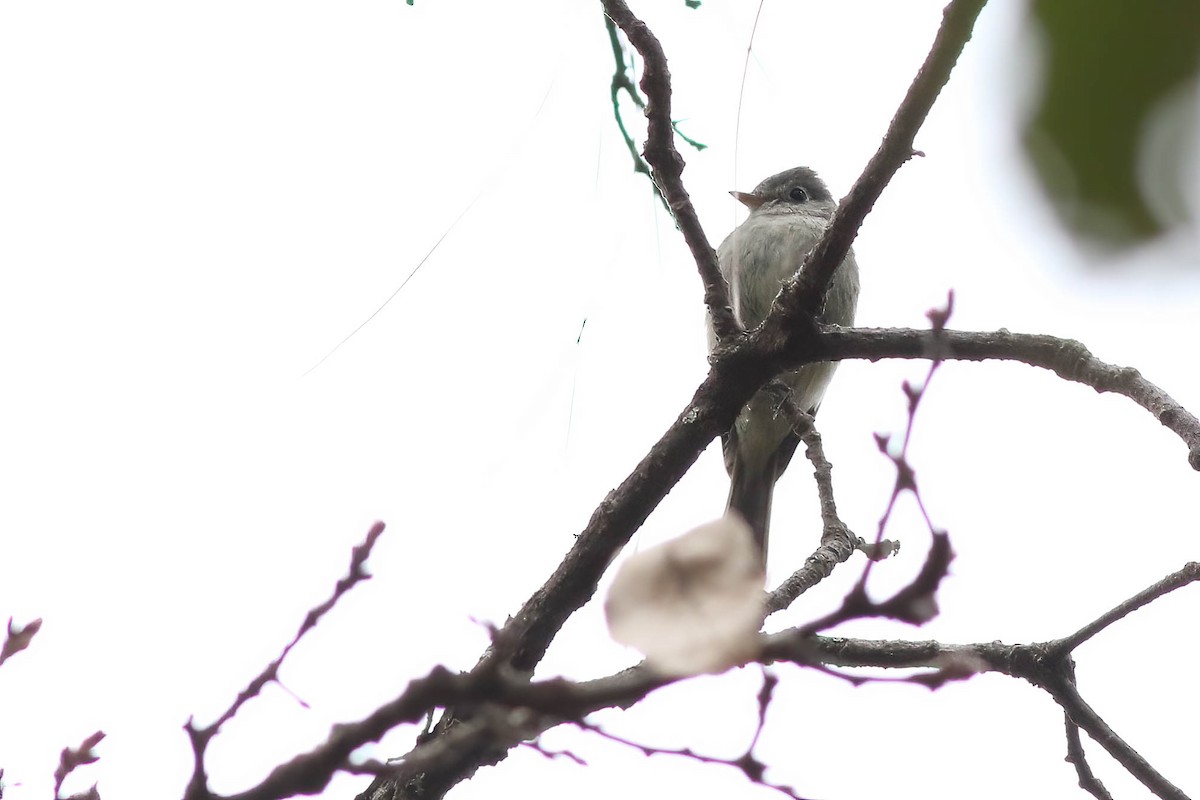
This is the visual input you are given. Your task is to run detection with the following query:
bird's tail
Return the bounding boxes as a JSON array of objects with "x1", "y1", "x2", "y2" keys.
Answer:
[{"x1": 726, "y1": 457, "x2": 777, "y2": 563}]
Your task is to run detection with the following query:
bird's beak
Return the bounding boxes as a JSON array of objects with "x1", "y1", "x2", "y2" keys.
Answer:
[{"x1": 730, "y1": 190, "x2": 765, "y2": 210}]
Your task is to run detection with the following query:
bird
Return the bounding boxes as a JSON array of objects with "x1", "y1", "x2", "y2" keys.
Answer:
[{"x1": 708, "y1": 166, "x2": 860, "y2": 563}]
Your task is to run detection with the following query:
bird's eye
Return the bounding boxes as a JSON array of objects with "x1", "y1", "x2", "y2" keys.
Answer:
[{"x1": 788, "y1": 187, "x2": 808, "y2": 202}]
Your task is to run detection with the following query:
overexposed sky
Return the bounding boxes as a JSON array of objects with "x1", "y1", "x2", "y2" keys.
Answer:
[{"x1": 2, "y1": 2, "x2": 1198, "y2": 799}]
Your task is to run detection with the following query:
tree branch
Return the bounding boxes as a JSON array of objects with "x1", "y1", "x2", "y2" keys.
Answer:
[
  {"x1": 181, "y1": 522, "x2": 387, "y2": 800},
  {"x1": 351, "y1": 313, "x2": 1199, "y2": 800},
  {"x1": 1065, "y1": 710, "x2": 1114, "y2": 800},
  {"x1": 761, "y1": 389, "x2": 897, "y2": 616},
  {"x1": 603, "y1": 14, "x2": 667, "y2": 212},
  {"x1": 356, "y1": 2, "x2": 1001, "y2": 797},
  {"x1": 600, "y1": 0, "x2": 737, "y2": 340},
  {"x1": 817, "y1": 327, "x2": 1200, "y2": 469},
  {"x1": 1051, "y1": 562, "x2": 1200, "y2": 654},
  {"x1": 774, "y1": 0, "x2": 988, "y2": 326},
  {"x1": 1041, "y1": 668, "x2": 1188, "y2": 800},
  {"x1": 347, "y1": 561, "x2": 1187, "y2": 800}
]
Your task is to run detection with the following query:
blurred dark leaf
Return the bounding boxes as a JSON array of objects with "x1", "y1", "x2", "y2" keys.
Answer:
[{"x1": 1023, "y1": 0, "x2": 1200, "y2": 252}]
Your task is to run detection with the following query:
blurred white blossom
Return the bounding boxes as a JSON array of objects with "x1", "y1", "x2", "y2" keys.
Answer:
[{"x1": 605, "y1": 515, "x2": 766, "y2": 676}]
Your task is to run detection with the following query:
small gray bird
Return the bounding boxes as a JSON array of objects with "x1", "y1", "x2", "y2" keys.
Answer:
[{"x1": 708, "y1": 166, "x2": 860, "y2": 562}]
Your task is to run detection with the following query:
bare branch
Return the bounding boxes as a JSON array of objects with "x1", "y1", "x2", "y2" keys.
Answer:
[
  {"x1": 183, "y1": 522, "x2": 386, "y2": 800},
  {"x1": 818, "y1": 327, "x2": 1200, "y2": 469},
  {"x1": 764, "y1": 526, "x2": 858, "y2": 616},
  {"x1": 520, "y1": 739, "x2": 588, "y2": 767},
  {"x1": 353, "y1": 318, "x2": 1199, "y2": 800},
  {"x1": 603, "y1": 14, "x2": 706, "y2": 215},
  {"x1": 257, "y1": 562, "x2": 1191, "y2": 800},
  {"x1": 573, "y1": 712, "x2": 810, "y2": 800},
  {"x1": 773, "y1": 306, "x2": 947, "y2": 618},
  {"x1": 774, "y1": 1, "x2": 987, "y2": 324},
  {"x1": 791, "y1": 533, "x2": 953, "y2": 638},
  {"x1": 603, "y1": 14, "x2": 664, "y2": 210},
  {"x1": 1064, "y1": 707, "x2": 1115, "y2": 800},
  {"x1": 761, "y1": 393, "x2": 897, "y2": 615},
  {"x1": 599, "y1": 0, "x2": 737, "y2": 340},
  {"x1": 218, "y1": 521, "x2": 385, "y2": 729},
  {"x1": 770, "y1": 564, "x2": 1200, "y2": 799},
  {"x1": 1052, "y1": 561, "x2": 1200, "y2": 654},
  {"x1": 359, "y1": 2, "x2": 999, "y2": 797},
  {"x1": 1041, "y1": 668, "x2": 1188, "y2": 800}
]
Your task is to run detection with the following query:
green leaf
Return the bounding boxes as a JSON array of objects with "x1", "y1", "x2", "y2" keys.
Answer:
[{"x1": 1023, "y1": 0, "x2": 1200, "y2": 252}]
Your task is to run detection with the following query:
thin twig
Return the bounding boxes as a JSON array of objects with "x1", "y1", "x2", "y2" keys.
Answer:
[
  {"x1": 574, "y1": 715, "x2": 810, "y2": 800},
  {"x1": 1052, "y1": 562, "x2": 1200, "y2": 654},
  {"x1": 1064, "y1": 711, "x2": 1114, "y2": 800},
  {"x1": 758, "y1": 386, "x2": 890, "y2": 615},
  {"x1": 1041, "y1": 670, "x2": 1188, "y2": 800},
  {"x1": 764, "y1": 530, "x2": 858, "y2": 615},
  {"x1": 183, "y1": 522, "x2": 386, "y2": 800}
]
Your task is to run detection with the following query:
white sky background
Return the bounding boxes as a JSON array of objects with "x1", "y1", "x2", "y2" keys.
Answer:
[{"x1": 2, "y1": 2, "x2": 1199, "y2": 799}]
